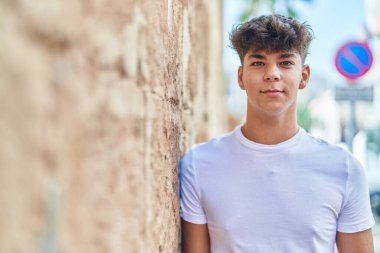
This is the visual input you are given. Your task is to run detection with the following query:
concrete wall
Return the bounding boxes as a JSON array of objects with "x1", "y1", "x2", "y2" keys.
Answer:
[{"x1": 0, "y1": 1, "x2": 225, "y2": 252}]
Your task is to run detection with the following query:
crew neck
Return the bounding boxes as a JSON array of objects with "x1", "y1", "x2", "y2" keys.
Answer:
[{"x1": 234, "y1": 125, "x2": 305, "y2": 151}]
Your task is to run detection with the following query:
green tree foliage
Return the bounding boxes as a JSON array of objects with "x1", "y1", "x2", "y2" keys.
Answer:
[
  {"x1": 367, "y1": 128, "x2": 380, "y2": 155},
  {"x1": 297, "y1": 103, "x2": 317, "y2": 132},
  {"x1": 239, "y1": 0, "x2": 313, "y2": 22}
]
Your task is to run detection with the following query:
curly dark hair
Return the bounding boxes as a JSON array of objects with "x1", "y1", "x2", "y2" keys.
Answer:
[{"x1": 230, "y1": 14, "x2": 313, "y2": 64}]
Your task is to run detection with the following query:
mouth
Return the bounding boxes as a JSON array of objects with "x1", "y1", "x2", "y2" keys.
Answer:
[{"x1": 260, "y1": 89, "x2": 284, "y2": 95}]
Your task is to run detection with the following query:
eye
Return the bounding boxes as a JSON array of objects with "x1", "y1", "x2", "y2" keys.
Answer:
[
  {"x1": 280, "y1": 61, "x2": 294, "y2": 67},
  {"x1": 250, "y1": 61, "x2": 264, "y2": 67}
]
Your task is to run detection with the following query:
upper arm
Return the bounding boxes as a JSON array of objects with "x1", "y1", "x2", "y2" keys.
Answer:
[
  {"x1": 337, "y1": 155, "x2": 375, "y2": 232},
  {"x1": 336, "y1": 229, "x2": 374, "y2": 253},
  {"x1": 181, "y1": 219, "x2": 210, "y2": 253}
]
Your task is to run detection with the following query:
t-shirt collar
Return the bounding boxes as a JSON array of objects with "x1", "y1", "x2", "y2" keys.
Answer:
[{"x1": 234, "y1": 125, "x2": 305, "y2": 151}]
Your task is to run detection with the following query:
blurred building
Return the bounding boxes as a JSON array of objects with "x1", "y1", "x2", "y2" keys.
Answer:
[{"x1": 364, "y1": 0, "x2": 380, "y2": 170}]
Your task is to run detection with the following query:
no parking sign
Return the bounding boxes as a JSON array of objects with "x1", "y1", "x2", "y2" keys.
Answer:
[{"x1": 335, "y1": 41, "x2": 373, "y2": 80}]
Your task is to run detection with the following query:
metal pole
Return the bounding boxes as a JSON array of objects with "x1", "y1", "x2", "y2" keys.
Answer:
[{"x1": 345, "y1": 100, "x2": 356, "y2": 152}]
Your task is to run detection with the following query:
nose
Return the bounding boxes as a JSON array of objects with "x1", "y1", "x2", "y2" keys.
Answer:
[{"x1": 264, "y1": 66, "x2": 280, "y2": 81}]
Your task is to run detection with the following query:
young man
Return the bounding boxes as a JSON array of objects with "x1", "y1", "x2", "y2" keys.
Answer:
[{"x1": 180, "y1": 15, "x2": 375, "y2": 252}]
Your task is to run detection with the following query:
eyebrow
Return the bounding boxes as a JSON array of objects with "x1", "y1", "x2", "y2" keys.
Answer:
[
  {"x1": 247, "y1": 53, "x2": 296, "y2": 60},
  {"x1": 247, "y1": 54, "x2": 266, "y2": 59},
  {"x1": 279, "y1": 53, "x2": 296, "y2": 59}
]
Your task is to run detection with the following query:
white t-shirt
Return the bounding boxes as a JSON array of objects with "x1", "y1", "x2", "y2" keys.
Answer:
[{"x1": 180, "y1": 126, "x2": 375, "y2": 253}]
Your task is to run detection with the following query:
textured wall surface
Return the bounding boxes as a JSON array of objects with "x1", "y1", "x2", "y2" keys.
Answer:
[{"x1": 0, "y1": 0, "x2": 225, "y2": 252}]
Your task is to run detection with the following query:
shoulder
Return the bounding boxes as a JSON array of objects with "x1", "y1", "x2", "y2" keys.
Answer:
[
  {"x1": 180, "y1": 128, "x2": 238, "y2": 172},
  {"x1": 301, "y1": 130, "x2": 342, "y2": 151},
  {"x1": 184, "y1": 128, "x2": 237, "y2": 158},
  {"x1": 298, "y1": 130, "x2": 362, "y2": 174},
  {"x1": 301, "y1": 130, "x2": 352, "y2": 158}
]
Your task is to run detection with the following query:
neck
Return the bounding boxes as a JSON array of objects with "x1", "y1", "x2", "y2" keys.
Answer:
[{"x1": 242, "y1": 109, "x2": 299, "y2": 145}]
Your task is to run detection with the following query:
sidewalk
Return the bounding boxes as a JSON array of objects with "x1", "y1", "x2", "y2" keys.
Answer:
[{"x1": 374, "y1": 219, "x2": 380, "y2": 253}]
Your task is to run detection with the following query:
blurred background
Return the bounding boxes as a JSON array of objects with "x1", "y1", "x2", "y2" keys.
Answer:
[{"x1": 0, "y1": 0, "x2": 379, "y2": 252}]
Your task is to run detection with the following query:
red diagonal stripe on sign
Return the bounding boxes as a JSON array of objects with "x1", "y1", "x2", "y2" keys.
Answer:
[{"x1": 341, "y1": 46, "x2": 367, "y2": 73}]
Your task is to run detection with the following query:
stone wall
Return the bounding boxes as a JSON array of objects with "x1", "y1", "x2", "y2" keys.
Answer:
[{"x1": 0, "y1": 0, "x2": 225, "y2": 252}]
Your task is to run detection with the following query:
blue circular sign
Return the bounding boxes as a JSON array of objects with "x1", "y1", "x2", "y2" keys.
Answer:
[{"x1": 335, "y1": 42, "x2": 373, "y2": 80}]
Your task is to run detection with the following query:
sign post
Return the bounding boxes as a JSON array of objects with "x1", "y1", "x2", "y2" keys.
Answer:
[{"x1": 334, "y1": 41, "x2": 373, "y2": 151}]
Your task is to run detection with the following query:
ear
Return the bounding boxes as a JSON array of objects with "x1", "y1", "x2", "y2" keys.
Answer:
[
  {"x1": 238, "y1": 66, "x2": 245, "y2": 90},
  {"x1": 299, "y1": 64, "x2": 310, "y2": 90}
]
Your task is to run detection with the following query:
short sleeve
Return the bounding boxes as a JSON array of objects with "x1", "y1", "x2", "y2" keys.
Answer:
[
  {"x1": 179, "y1": 149, "x2": 207, "y2": 224},
  {"x1": 337, "y1": 155, "x2": 375, "y2": 233}
]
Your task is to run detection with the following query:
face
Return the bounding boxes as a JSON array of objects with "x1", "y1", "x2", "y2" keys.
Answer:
[{"x1": 238, "y1": 50, "x2": 310, "y2": 119}]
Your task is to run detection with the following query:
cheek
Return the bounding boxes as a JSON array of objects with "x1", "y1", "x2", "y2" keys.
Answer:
[
  {"x1": 243, "y1": 72, "x2": 259, "y2": 83},
  {"x1": 290, "y1": 73, "x2": 303, "y2": 86}
]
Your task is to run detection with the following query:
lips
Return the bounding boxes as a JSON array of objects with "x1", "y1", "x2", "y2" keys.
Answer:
[{"x1": 260, "y1": 89, "x2": 284, "y2": 97}]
